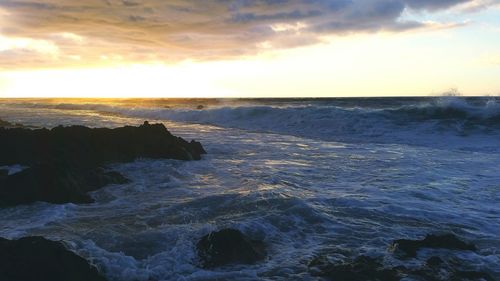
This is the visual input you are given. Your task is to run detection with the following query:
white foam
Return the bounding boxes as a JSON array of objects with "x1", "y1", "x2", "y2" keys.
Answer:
[{"x1": 0, "y1": 164, "x2": 28, "y2": 175}]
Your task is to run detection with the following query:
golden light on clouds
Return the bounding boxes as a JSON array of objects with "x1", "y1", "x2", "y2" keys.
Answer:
[{"x1": 0, "y1": 0, "x2": 499, "y2": 97}]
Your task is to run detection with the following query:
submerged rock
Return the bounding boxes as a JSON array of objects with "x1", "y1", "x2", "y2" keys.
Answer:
[
  {"x1": 308, "y1": 254, "x2": 496, "y2": 281},
  {"x1": 0, "y1": 236, "x2": 107, "y2": 281},
  {"x1": 391, "y1": 234, "x2": 476, "y2": 258},
  {"x1": 0, "y1": 169, "x2": 7, "y2": 179},
  {"x1": 308, "y1": 234, "x2": 493, "y2": 281},
  {"x1": 196, "y1": 228, "x2": 266, "y2": 268},
  {"x1": 0, "y1": 121, "x2": 206, "y2": 207},
  {"x1": 408, "y1": 256, "x2": 496, "y2": 281},
  {"x1": 0, "y1": 119, "x2": 11, "y2": 127},
  {"x1": 452, "y1": 270, "x2": 496, "y2": 281},
  {"x1": 0, "y1": 118, "x2": 27, "y2": 128},
  {"x1": 308, "y1": 255, "x2": 401, "y2": 281}
]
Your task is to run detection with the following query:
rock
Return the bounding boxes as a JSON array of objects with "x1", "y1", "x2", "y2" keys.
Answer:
[
  {"x1": 452, "y1": 270, "x2": 496, "y2": 281},
  {"x1": 0, "y1": 121, "x2": 206, "y2": 168},
  {"x1": 309, "y1": 254, "x2": 496, "y2": 281},
  {"x1": 0, "y1": 169, "x2": 7, "y2": 179},
  {"x1": 0, "y1": 122, "x2": 206, "y2": 207},
  {"x1": 0, "y1": 119, "x2": 25, "y2": 128},
  {"x1": 426, "y1": 256, "x2": 444, "y2": 267},
  {"x1": 410, "y1": 256, "x2": 495, "y2": 281},
  {"x1": 196, "y1": 105, "x2": 204, "y2": 110},
  {"x1": 0, "y1": 119, "x2": 14, "y2": 127},
  {"x1": 0, "y1": 164, "x2": 130, "y2": 207},
  {"x1": 308, "y1": 255, "x2": 401, "y2": 281},
  {"x1": 0, "y1": 236, "x2": 107, "y2": 281},
  {"x1": 196, "y1": 228, "x2": 266, "y2": 268},
  {"x1": 392, "y1": 234, "x2": 476, "y2": 258},
  {"x1": 190, "y1": 140, "x2": 207, "y2": 155}
]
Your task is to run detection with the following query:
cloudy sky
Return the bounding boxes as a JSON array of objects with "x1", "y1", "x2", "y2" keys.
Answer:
[{"x1": 0, "y1": 0, "x2": 499, "y2": 97}]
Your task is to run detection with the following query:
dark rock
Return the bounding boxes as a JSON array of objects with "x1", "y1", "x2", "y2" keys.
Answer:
[
  {"x1": 309, "y1": 253, "x2": 497, "y2": 281},
  {"x1": 190, "y1": 140, "x2": 207, "y2": 155},
  {"x1": 0, "y1": 119, "x2": 26, "y2": 128},
  {"x1": 407, "y1": 257, "x2": 496, "y2": 281},
  {"x1": 392, "y1": 234, "x2": 476, "y2": 258},
  {"x1": 196, "y1": 228, "x2": 266, "y2": 268},
  {"x1": 0, "y1": 169, "x2": 7, "y2": 179},
  {"x1": 426, "y1": 256, "x2": 444, "y2": 267},
  {"x1": 0, "y1": 121, "x2": 206, "y2": 168},
  {"x1": 0, "y1": 236, "x2": 107, "y2": 281},
  {"x1": 0, "y1": 122, "x2": 206, "y2": 207},
  {"x1": 308, "y1": 255, "x2": 401, "y2": 281},
  {"x1": 196, "y1": 105, "x2": 204, "y2": 110},
  {"x1": 452, "y1": 270, "x2": 496, "y2": 281},
  {"x1": 0, "y1": 119, "x2": 14, "y2": 128},
  {"x1": 0, "y1": 164, "x2": 130, "y2": 207}
]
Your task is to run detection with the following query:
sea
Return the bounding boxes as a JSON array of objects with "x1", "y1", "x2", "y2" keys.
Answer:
[{"x1": 0, "y1": 97, "x2": 499, "y2": 280}]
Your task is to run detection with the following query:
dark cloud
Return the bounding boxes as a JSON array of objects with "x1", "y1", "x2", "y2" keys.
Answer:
[
  {"x1": 0, "y1": 0, "x2": 487, "y2": 68},
  {"x1": 403, "y1": 0, "x2": 470, "y2": 10}
]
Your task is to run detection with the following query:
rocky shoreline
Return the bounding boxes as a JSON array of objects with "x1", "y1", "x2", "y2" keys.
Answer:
[
  {"x1": 0, "y1": 121, "x2": 206, "y2": 207},
  {"x1": 0, "y1": 120, "x2": 496, "y2": 280},
  {"x1": 0, "y1": 236, "x2": 107, "y2": 281},
  {"x1": 0, "y1": 120, "x2": 208, "y2": 280},
  {"x1": 1, "y1": 228, "x2": 495, "y2": 281}
]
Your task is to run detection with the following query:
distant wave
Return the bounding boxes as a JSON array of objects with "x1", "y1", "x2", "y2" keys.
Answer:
[
  {"x1": 5, "y1": 97, "x2": 500, "y2": 148},
  {"x1": 384, "y1": 97, "x2": 500, "y2": 123}
]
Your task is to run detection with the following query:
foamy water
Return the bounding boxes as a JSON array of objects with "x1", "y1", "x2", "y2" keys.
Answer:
[{"x1": 0, "y1": 97, "x2": 499, "y2": 280}]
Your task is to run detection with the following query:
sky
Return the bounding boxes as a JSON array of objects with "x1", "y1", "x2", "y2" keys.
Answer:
[{"x1": 0, "y1": 0, "x2": 499, "y2": 98}]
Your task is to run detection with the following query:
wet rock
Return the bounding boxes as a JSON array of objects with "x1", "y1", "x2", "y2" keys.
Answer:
[
  {"x1": 0, "y1": 169, "x2": 7, "y2": 179},
  {"x1": 408, "y1": 256, "x2": 496, "y2": 281},
  {"x1": 392, "y1": 234, "x2": 476, "y2": 258},
  {"x1": 309, "y1": 254, "x2": 497, "y2": 281},
  {"x1": 189, "y1": 140, "x2": 207, "y2": 155},
  {"x1": 308, "y1": 255, "x2": 401, "y2": 281},
  {"x1": 0, "y1": 119, "x2": 15, "y2": 128},
  {"x1": 0, "y1": 121, "x2": 206, "y2": 168},
  {"x1": 0, "y1": 121, "x2": 206, "y2": 207},
  {"x1": 452, "y1": 270, "x2": 496, "y2": 281},
  {"x1": 0, "y1": 164, "x2": 129, "y2": 207},
  {"x1": 0, "y1": 119, "x2": 26, "y2": 128},
  {"x1": 426, "y1": 256, "x2": 444, "y2": 267},
  {"x1": 196, "y1": 228, "x2": 266, "y2": 268},
  {"x1": 0, "y1": 119, "x2": 11, "y2": 127},
  {"x1": 0, "y1": 236, "x2": 107, "y2": 281}
]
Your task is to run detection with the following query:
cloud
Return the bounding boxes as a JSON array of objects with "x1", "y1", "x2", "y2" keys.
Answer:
[
  {"x1": 0, "y1": 0, "x2": 491, "y2": 68},
  {"x1": 453, "y1": 0, "x2": 500, "y2": 12}
]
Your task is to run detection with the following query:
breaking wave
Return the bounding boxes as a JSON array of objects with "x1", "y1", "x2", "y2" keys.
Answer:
[{"x1": 3, "y1": 96, "x2": 500, "y2": 149}]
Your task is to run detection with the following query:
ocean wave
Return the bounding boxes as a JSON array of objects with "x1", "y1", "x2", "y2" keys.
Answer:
[
  {"x1": 3, "y1": 97, "x2": 500, "y2": 149},
  {"x1": 110, "y1": 97, "x2": 500, "y2": 144},
  {"x1": 384, "y1": 97, "x2": 500, "y2": 122}
]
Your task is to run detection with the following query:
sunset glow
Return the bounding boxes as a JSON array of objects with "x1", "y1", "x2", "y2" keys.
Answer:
[{"x1": 1, "y1": 1, "x2": 500, "y2": 97}]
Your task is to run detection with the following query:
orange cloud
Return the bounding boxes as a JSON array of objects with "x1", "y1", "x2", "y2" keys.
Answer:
[{"x1": 0, "y1": 0, "x2": 490, "y2": 69}]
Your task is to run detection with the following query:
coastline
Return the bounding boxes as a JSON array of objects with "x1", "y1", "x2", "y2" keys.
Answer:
[{"x1": 0, "y1": 98, "x2": 499, "y2": 280}]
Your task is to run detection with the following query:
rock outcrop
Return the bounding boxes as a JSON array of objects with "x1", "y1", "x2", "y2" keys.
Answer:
[
  {"x1": 0, "y1": 165, "x2": 129, "y2": 206},
  {"x1": 0, "y1": 121, "x2": 205, "y2": 167},
  {"x1": 308, "y1": 255, "x2": 400, "y2": 281},
  {"x1": 0, "y1": 118, "x2": 26, "y2": 128},
  {"x1": 0, "y1": 236, "x2": 107, "y2": 281},
  {"x1": 196, "y1": 228, "x2": 266, "y2": 268},
  {"x1": 0, "y1": 169, "x2": 7, "y2": 179},
  {"x1": 391, "y1": 233, "x2": 476, "y2": 258},
  {"x1": 0, "y1": 121, "x2": 206, "y2": 207},
  {"x1": 308, "y1": 254, "x2": 495, "y2": 281},
  {"x1": 308, "y1": 233, "x2": 493, "y2": 281}
]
